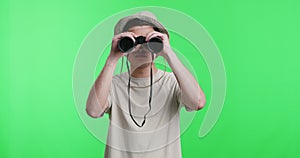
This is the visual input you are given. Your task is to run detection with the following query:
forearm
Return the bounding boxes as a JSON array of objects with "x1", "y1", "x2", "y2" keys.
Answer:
[
  {"x1": 86, "y1": 56, "x2": 118, "y2": 118},
  {"x1": 165, "y1": 51, "x2": 206, "y2": 110}
]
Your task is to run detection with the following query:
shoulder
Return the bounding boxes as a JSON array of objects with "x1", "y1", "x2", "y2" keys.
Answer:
[
  {"x1": 162, "y1": 71, "x2": 178, "y2": 84},
  {"x1": 155, "y1": 70, "x2": 179, "y2": 91},
  {"x1": 112, "y1": 72, "x2": 127, "y2": 85}
]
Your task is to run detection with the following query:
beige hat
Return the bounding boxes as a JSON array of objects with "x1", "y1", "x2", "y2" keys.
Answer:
[{"x1": 114, "y1": 11, "x2": 169, "y2": 38}]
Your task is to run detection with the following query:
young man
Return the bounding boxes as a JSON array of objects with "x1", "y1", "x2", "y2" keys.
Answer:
[{"x1": 86, "y1": 11, "x2": 206, "y2": 158}]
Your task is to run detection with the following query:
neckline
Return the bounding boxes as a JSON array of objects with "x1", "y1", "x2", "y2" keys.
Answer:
[
  {"x1": 129, "y1": 69, "x2": 162, "y2": 81},
  {"x1": 120, "y1": 69, "x2": 165, "y2": 87}
]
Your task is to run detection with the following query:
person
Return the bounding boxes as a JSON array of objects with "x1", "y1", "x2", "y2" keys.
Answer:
[{"x1": 86, "y1": 11, "x2": 206, "y2": 158}]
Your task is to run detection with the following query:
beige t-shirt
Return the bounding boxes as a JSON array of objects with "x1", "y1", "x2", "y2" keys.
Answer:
[{"x1": 103, "y1": 69, "x2": 187, "y2": 158}]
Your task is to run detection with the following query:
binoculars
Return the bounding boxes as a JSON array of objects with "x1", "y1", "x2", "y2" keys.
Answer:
[{"x1": 118, "y1": 36, "x2": 163, "y2": 53}]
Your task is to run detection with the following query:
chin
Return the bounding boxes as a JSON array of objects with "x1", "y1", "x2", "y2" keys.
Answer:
[{"x1": 133, "y1": 63, "x2": 152, "y2": 69}]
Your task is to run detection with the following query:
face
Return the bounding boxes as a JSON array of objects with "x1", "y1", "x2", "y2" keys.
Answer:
[{"x1": 126, "y1": 25, "x2": 157, "y2": 70}]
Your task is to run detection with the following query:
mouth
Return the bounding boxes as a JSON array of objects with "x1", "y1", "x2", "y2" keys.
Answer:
[
  {"x1": 134, "y1": 48, "x2": 148, "y2": 58},
  {"x1": 135, "y1": 51, "x2": 148, "y2": 58}
]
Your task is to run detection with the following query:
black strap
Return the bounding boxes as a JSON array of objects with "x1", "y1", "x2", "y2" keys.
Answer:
[{"x1": 126, "y1": 54, "x2": 154, "y2": 127}]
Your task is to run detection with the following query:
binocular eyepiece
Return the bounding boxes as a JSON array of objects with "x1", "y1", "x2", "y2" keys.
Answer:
[{"x1": 118, "y1": 36, "x2": 163, "y2": 53}]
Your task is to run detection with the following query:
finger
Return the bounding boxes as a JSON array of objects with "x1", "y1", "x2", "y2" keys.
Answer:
[
  {"x1": 146, "y1": 31, "x2": 159, "y2": 41},
  {"x1": 121, "y1": 32, "x2": 137, "y2": 42},
  {"x1": 147, "y1": 32, "x2": 164, "y2": 42},
  {"x1": 114, "y1": 32, "x2": 137, "y2": 42}
]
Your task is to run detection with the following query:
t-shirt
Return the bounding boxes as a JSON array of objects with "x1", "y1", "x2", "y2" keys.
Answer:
[{"x1": 103, "y1": 69, "x2": 187, "y2": 158}]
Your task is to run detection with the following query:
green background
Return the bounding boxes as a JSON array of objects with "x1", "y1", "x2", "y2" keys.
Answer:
[{"x1": 1, "y1": 0, "x2": 299, "y2": 158}]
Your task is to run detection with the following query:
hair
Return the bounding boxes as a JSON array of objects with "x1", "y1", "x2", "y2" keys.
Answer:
[{"x1": 123, "y1": 18, "x2": 161, "y2": 33}]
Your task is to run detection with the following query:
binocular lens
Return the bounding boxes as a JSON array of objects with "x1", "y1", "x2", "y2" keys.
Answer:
[
  {"x1": 148, "y1": 37, "x2": 163, "y2": 53},
  {"x1": 118, "y1": 37, "x2": 135, "y2": 52},
  {"x1": 118, "y1": 36, "x2": 163, "y2": 53}
]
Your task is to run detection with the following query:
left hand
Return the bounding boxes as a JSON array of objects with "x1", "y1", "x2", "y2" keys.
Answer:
[{"x1": 146, "y1": 31, "x2": 173, "y2": 58}]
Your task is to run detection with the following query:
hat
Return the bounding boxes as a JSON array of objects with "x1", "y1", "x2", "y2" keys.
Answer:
[{"x1": 114, "y1": 11, "x2": 169, "y2": 38}]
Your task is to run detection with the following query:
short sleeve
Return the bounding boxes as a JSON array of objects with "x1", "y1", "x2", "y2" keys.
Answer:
[
  {"x1": 171, "y1": 72, "x2": 193, "y2": 112},
  {"x1": 104, "y1": 79, "x2": 115, "y2": 115},
  {"x1": 104, "y1": 93, "x2": 112, "y2": 114},
  {"x1": 173, "y1": 75, "x2": 181, "y2": 107},
  {"x1": 170, "y1": 72, "x2": 181, "y2": 106}
]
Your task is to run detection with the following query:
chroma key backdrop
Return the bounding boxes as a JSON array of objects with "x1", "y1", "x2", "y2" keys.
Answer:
[{"x1": 1, "y1": 0, "x2": 299, "y2": 158}]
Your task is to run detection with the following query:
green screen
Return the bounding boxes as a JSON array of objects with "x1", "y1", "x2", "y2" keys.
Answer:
[{"x1": 1, "y1": 0, "x2": 299, "y2": 158}]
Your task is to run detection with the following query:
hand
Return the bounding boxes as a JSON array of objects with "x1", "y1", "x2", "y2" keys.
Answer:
[
  {"x1": 108, "y1": 32, "x2": 137, "y2": 62},
  {"x1": 145, "y1": 31, "x2": 173, "y2": 59}
]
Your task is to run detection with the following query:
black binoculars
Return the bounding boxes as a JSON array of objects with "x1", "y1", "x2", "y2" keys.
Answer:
[{"x1": 118, "y1": 36, "x2": 163, "y2": 53}]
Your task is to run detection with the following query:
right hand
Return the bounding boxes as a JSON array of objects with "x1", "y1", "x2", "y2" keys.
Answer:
[{"x1": 108, "y1": 32, "x2": 137, "y2": 62}]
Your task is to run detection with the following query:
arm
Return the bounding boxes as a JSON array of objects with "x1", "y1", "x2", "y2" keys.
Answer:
[
  {"x1": 86, "y1": 32, "x2": 136, "y2": 118},
  {"x1": 146, "y1": 31, "x2": 206, "y2": 111},
  {"x1": 165, "y1": 51, "x2": 206, "y2": 111},
  {"x1": 86, "y1": 57, "x2": 118, "y2": 118}
]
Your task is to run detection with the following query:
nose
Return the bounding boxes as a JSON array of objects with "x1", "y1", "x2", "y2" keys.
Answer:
[
  {"x1": 135, "y1": 44, "x2": 148, "y2": 52},
  {"x1": 135, "y1": 44, "x2": 142, "y2": 50}
]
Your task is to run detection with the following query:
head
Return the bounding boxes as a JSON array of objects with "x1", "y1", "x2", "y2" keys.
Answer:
[
  {"x1": 123, "y1": 19, "x2": 160, "y2": 70},
  {"x1": 114, "y1": 11, "x2": 169, "y2": 71}
]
